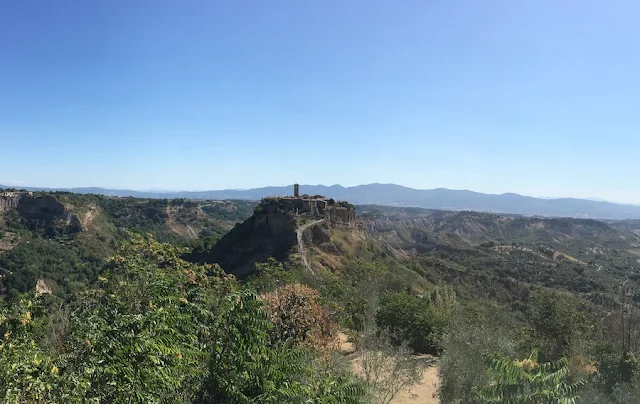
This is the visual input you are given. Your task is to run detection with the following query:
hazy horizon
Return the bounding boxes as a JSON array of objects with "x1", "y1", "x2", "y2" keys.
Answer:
[
  {"x1": 2, "y1": 2, "x2": 639, "y2": 203},
  {"x1": 3, "y1": 181, "x2": 640, "y2": 207}
]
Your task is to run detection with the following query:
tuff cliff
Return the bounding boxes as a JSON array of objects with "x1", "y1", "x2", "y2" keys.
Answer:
[
  {"x1": 328, "y1": 205, "x2": 356, "y2": 224},
  {"x1": 0, "y1": 193, "x2": 23, "y2": 212},
  {"x1": 199, "y1": 202, "x2": 298, "y2": 278},
  {"x1": 17, "y1": 194, "x2": 67, "y2": 221},
  {"x1": 11, "y1": 194, "x2": 83, "y2": 234}
]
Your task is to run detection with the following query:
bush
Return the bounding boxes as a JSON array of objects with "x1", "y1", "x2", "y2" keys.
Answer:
[
  {"x1": 357, "y1": 323, "x2": 426, "y2": 404},
  {"x1": 518, "y1": 289, "x2": 589, "y2": 362},
  {"x1": 261, "y1": 283, "x2": 336, "y2": 350},
  {"x1": 376, "y1": 287, "x2": 455, "y2": 354},
  {"x1": 437, "y1": 303, "x2": 517, "y2": 404},
  {"x1": 197, "y1": 290, "x2": 364, "y2": 403}
]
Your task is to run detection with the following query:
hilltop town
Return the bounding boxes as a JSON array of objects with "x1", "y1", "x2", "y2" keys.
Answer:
[{"x1": 259, "y1": 184, "x2": 356, "y2": 223}]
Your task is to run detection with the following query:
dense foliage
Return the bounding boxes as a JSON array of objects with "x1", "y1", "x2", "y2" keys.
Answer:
[
  {"x1": 376, "y1": 287, "x2": 455, "y2": 354},
  {"x1": 0, "y1": 236, "x2": 103, "y2": 300},
  {"x1": 0, "y1": 236, "x2": 366, "y2": 403},
  {"x1": 0, "y1": 193, "x2": 255, "y2": 301}
]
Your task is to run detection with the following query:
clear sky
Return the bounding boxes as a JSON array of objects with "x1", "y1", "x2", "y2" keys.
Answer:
[{"x1": 1, "y1": 1, "x2": 639, "y2": 202}]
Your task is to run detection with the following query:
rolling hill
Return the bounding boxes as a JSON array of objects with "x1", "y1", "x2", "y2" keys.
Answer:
[{"x1": 357, "y1": 204, "x2": 640, "y2": 300}]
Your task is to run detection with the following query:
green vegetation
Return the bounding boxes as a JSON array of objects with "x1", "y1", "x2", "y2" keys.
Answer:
[
  {"x1": 475, "y1": 350, "x2": 584, "y2": 403},
  {"x1": 99, "y1": 197, "x2": 256, "y2": 244},
  {"x1": 0, "y1": 236, "x2": 366, "y2": 403},
  {"x1": 0, "y1": 192, "x2": 255, "y2": 301},
  {"x1": 0, "y1": 235, "x2": 103, "y2": 300},
  {"x1": 376, "y1": 287, "x2": 455, "y2": 354}
]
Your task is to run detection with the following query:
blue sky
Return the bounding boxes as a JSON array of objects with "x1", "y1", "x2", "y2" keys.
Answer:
[{"x1": 1, "y1": 1, "x2": 639, "y2": 203}]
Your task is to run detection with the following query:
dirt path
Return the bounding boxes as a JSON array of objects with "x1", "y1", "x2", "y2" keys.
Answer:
[
  {"x1": 296, "y1": 219, "x2": 324, "y2": 272},
  {"x1": 390, "y1": 365, "x2": 439, "y2": 404},
  {"x1": 337, "y1": 332, "x2": 440, "y2": 403}
]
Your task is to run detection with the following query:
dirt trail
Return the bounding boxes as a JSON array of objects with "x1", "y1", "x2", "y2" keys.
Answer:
[
  {"x1": 337, "y1": 332, "x2": 440, "y2": 403},
  {"x1": 391, "y1": 365, "x2": 439, "y2": 404},
  {"x1": 296, "y1": 219, "x2": 324, "y2": 272}
]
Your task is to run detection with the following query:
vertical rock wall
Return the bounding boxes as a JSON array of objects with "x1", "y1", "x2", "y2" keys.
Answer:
[{"x1": 0, "y1": 194, "x2": 22, "y2": 212}]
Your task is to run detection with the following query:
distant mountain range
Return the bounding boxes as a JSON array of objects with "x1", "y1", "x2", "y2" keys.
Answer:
[{"x1": 3, "y1": 183, "x2": 640, "y2": 220}]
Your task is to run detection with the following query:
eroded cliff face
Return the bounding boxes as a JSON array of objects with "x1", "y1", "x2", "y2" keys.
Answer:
[
  {"x1": 17, "y1": 194, "x2": 66, "y2": 220},
  {"x1": 328, "y1": 206, "x2": 356, "y2": 224},
  {"x1": 1, "y1": 194, "x2": 84, "y2": 236},
  {"x1": 0, "y1": 194, "x2": 22, "y2": 212},
  {"x1": 201, "y1": 206, "x2": 298, "y2": 278}
]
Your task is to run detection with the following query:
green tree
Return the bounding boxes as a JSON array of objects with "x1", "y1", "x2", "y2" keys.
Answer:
[
  {"x1": 438, "y1": 302, "x2": 517, "y2": 404},
  {"x1": 66, "y1": 234, "x2": 232, "y2": 403},
  {"x1": 0, "y1": 298, "x2": 84, "y2": 403},
  {"x1": 520, "y1": 290, "x2": 588, "y2": 362},
  {"x1": 246, "y1": 258, "x2": 297, "y2": 293}
]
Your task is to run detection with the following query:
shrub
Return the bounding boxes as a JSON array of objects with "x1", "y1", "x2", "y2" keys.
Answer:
[
  {"x1": 437, "y1": 303, "x2": 517, "y2": 404},
  {"x1": 197, "y1": 290, "x2": 364, "y2": 403},
  {"x1": 376, "y1": 286, "x2": 455, "y2": 354},
  {"x1": 519, "y1": 289, "x2": 588, "y2": 362},
  {"x1": 261, "y1": 283, "x2": 337, "y2": 350},
  {"x1": 358, "y1": 324, "x2": 425, "y2": 404}
]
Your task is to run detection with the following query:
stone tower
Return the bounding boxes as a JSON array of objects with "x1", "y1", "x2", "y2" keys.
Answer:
[{"x1": 294, "y1": 183, "x2": 299, "y2": 197}]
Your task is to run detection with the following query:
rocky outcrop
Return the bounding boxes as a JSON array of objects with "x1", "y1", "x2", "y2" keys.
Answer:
[
  {"x1": 0, "y1": 231, "x2": 19, "y2": 252},
  {"x1": 200, "y1": 206, "x2": 298, "y2": 278},
  {"x1": 0, "y1": 193, "x2": 22, "y2": 212},
  {"x1": 2, "y1": 194, "x2": 84, "y2": 236},
  {"x1": 328, "y1": 206, "x2": 356, "y2": 224},
  {"x1": 35, "y1": 278, "x2": 53, "y2": 295},
  {"x1": 17, "y1": 194, "x2": 66, "y2": 220}
]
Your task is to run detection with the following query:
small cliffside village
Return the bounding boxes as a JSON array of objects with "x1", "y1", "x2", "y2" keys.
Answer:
[
  {"x1": 261, "y1": 184, "x2": 355, "y2": 223},
  {"x1": 0, "y1": 191, "x2": 32, "y2": 198}
]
